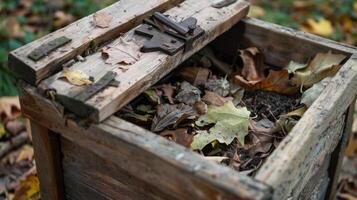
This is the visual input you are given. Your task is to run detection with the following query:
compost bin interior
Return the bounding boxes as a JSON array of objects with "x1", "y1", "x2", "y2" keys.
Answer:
[{"x1": 114, "y1": 19, "x2": 352, "y2": 177}]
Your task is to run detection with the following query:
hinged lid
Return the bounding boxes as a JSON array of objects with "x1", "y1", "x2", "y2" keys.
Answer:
[{"x1": 11, "y1": 0, "x2": 250, "y2": 122}]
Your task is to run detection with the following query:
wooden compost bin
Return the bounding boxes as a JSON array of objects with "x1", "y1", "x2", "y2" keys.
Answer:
[{"x1": 9, "y1": 0, "x2": 357, "y2": 199}]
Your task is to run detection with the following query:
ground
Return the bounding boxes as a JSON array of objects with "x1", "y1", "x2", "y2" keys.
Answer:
[{"x1": 0, "y1": 0, "x2": 356, "y2": 199}]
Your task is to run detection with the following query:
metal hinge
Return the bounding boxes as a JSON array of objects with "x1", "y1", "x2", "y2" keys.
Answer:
[{"x1": 134, "y1": 12, "x2": 205, "y2": 55}]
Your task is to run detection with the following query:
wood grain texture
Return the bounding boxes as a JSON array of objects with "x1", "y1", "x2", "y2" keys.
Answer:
[
  {"x1": 39, "y1": 0, "x2": 250, "y2": 122},
  {"x1": 9, "y1": 0, "x2": 183, "y2": 85},
  {"x1": 255, "y1": 56, "x2": 357, "y2": 199},
  {"x1": 239, "y1": 18, "x2": 357, "y2": 67},
  {"x1": 29, "y1": 122, "x2": 64, "y2": 200},
  {"x1": 20, "y1": 83, "x2": 272, "y2": 200},
  {"x1": 327, "y1": 99, "x2": 356, "y2": 200}
]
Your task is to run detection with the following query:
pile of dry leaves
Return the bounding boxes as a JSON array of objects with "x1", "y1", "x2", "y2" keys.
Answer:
[
  {"x1": 118, "y1": 46, "x2": 347, "y2": 175},
  {"x1": 0, "y1": 97, "x2": 39, "y2": 200}
]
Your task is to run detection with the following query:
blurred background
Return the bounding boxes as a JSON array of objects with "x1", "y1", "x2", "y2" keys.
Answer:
[{"x1": 0, "y1": 0, "x2": 356, "y2": 199}]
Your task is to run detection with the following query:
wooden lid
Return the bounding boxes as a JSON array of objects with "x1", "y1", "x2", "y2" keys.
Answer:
[{"x1": 11, "y1": 0, "x2": 250, "y2": 122}]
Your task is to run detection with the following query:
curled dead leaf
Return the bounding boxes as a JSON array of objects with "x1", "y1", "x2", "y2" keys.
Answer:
[
  {"x1": 160, "y1": 128, "x2": 193, "y2": 147},
  {"x1": 180, "y1": 67, "x2": 211, "y2": 86},
  {"x1": 202, "y1": 90, "x2": 232, "y2": 106},
  {"x1": 58, "y1": 68, "x2": 93, "y2": 86},
  {"x1": 0, "y1": 97, "x2": 21, "y2": 123},
  {"x1": 102, "y1": 38, "x2": 141, "y2": 66},
  {"x1": 160, "y1": 84, "x2": 176, "y2": 104},
  {"x1": 235, "y1": 69, "x2": 299, "y2": 95},
  {"x1": 291, "y1": 51, "x2": 346, "y2": 87},
  {"x1": 240, "y1": 47, "x2": 265, "y2": 83}
]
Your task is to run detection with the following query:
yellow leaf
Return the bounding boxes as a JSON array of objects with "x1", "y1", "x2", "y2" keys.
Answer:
[
  {"x1": 248, "y1": 5, "x2": 265, "y2": 18},
  {"x1": 340, "y1": 15, "x2": 353, "y2": 32},
  {"x1": 354, "y1": 2, "x2": 357, "y2": 12},
  {"x1": 13, "y1": 174, "x2": 40, "y2": 200},
  {"x1": 301, "y1": 18, "x2": 333, "y2": 37},
  {"x1": 291, "y1": 51, "x2": 346, "y2": 87},
  {"x1": 0, "y1": 123, "x2": 5, "y2": 139},
  {"x1": 59, "y1": 68, "x2": 93, "y2": 86}
]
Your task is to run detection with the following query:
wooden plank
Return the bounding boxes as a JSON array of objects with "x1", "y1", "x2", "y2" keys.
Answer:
[
  {"x1": 8, "y1": 0, "x2": 183, "y2": 85},
  {"x1": 327, "y1": 98, "x2": 356, "y2": 200},
  {"x1": 29, "y1": 122, "x2": 64, "y2": 200},
  {"x1": 239, "y1": 18, "x2": 357, "y2": 67},
  {"x1": 39, "y1": 0, "x2": 250, "y2": 122},
  {"x1": 61, "y1": 137, "x2": 170, "y2": 200},
  {"x1": 255, "y1": 56, "x2": 357, "y2": 199},
  {"x1": 19, "y1": 83, "x2": 272, "y2": 200}
]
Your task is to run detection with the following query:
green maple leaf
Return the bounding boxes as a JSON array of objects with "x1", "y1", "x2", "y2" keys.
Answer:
[{"x1": 191, "y1": 101, "x2": 250, "y2": 150}]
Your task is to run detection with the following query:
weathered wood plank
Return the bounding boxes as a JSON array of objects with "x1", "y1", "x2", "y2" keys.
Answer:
[
  {"x1": 20, "y1": 83, "x2": 272, "y2": 200},
  {"x1": 239, "y1": 18, "x2": 357, "y2": 67},
  {"x1": 61, "y1": 137, "x2": 170, "y2": 200},
  {"x1": 9, "y1": 0, "x2": 183, "y2": 85},
  {"x1": 327, "y1": 99, "x2": 356, "y2": 200},
  {"x1": 255, "y1": 56, "x2": 357, "y2": 199},
  {"x1": 39, "y1": 0, "x2": 250, "y2": 122},
  {"x1": 28, "y1": 122, "x2": 64, "y2": 200}
]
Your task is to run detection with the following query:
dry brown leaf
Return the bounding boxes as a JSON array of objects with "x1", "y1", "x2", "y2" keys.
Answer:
[
  {"x1": 160, "y1": 84, "x2": 176, "y2": 104},
  {"x1": 240, "y1": 47, "x2": 265, "y2": 83},
  {"x1": 4, "y1": 17, "x2": 24, "y2": 38},
  {"x1": 160, "y1": 128, "x2": 193, "y2": 147},
  {"x1": 202, "y1": 90, "x2": 232, "y2": 106},
  {"x1": 58, "y1": 68, "x2": 93, "y2": 86},
  {"x1": 102, "y1": 39, "x2": 141, "y2": 66},
  {"x1": 180, "y1": 67, "x2": 211, "y2": 86},
  {"x1": 16, "y1": 145, "x2": 34, "y2": 163},
  {"x1": 0, "y1": 97, "x2": 21, "y2": 123},
  {"x1": 13, "y1": 174, "x2": 40, "y2": 200},
  {"x1": 291, "y1": 51, "x2": 346, "y2": 87},
  {"x1": 93, "y1": 12, "x2": 112, "y2": 28},
  {"x1": 345, "y1": 135, "x2": 357, "y2": 158},
  {"x1": 54, "y1": 11, "x2": 74, "y2": 28},
  {"x1": 235, "y1": 69, "x2": 298, "y2": 95}
]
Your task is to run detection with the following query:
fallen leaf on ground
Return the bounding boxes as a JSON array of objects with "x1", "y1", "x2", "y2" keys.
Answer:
[
  {"x1": 160, "y1": 128, "x2": 193, "y2": 147},
  {"x1": 143, "y1": 89, "x2": 161, "y2": 104},
  {"x1": 345, "y1": 135, "x2": 357, "y2": 157},
  {"x1": 3, "y1": 17, "x2": 24, "y2": 38},
  {"x1": 151, "y1": 104, "x2": 196, "y2": 132},
  {"x1": 301, "y1": 18, "x2": 333, "y2": 37},
  {"x1": 202, "y1": 90, "x2": 232, "y2": 106},
  {"x1": 0, "y1": 97, "x2": 21, "y2": 123},
  {"x1": 175, "y1": 81, "x2": 201, "y2": 105},
  {"x1": 291, "y1": 51, "x2": 346, "y2": 87},
  {"x1": 16, "y1": 145, "x2": 34, "y2": 163},
  {"x1": 58, "y1": 68, "x2": 93, "y2": 86},
  {"x1": 180, "y1": 67, "x2": 211, "y2": 86},
  {"x1": 205, "y1": 78, "x2": 230, "y2": 97},
  {"x1": 54, "y1": 11, "x2": 74, "y2": 28},
  {"x1": 192, "y1": 101, "x2": 250, "y2": 149},
  {"x1": 0, "y1": 123, "x2": 5, "y2": 139},
  {"x1": 249, "y1": 119, "x2": 280, "y2": 136},
  {"x1": 93, "y1": 12, "x2": 112, "y2": 28},
  {"x1": 160, "y1": 84, "x2": 176, "y2": 104},
  {"x1": 248, "y1": 5, "x2": 265, "y2": 18},
  {"x1": 193, "y1": 101, "x2": 208, "y2": 115},
  {"x1": 13, "y1": 174, "x2": 40, "y2": 200},
  {"x1": 276, "y1": 107, "x2": 306, "y2": 134},
  {"x1": 240, "y1": 47, "x2": 265, "y2": 83},
  {"x1": 102, "y1": 38, "x2": 141, "y2": 66},
  {"x1": 235, "y1": 69, "x2": 299, "y2": 95},
  {"x1": 301, "y1": 77, "x2": 331, "y2": 107}
]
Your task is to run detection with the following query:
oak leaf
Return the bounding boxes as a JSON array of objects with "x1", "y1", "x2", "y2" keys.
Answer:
[
  {"x1": 102, "y1": 38, "x2": 141, "y2": 66},
  {"x1": 192, "y1": 101, "x2": 250, "y2": 149}
]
